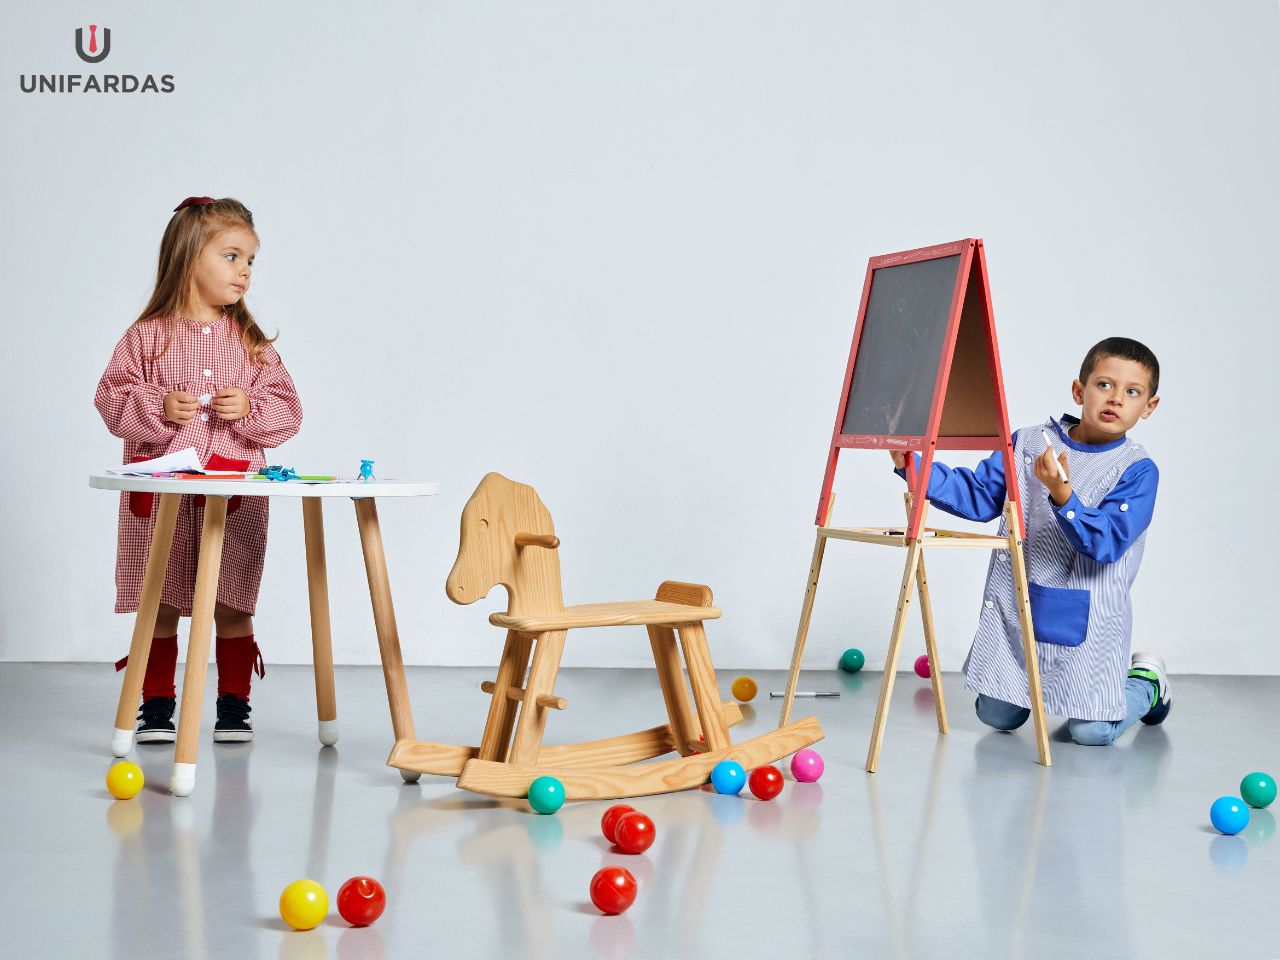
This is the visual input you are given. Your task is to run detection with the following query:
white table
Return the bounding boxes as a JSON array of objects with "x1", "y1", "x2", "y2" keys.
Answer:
[{"x1": 90, "y1": 473, "x2": 439, "y2": 795}]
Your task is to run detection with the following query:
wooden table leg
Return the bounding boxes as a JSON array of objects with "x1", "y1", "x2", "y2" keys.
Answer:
[
  {"x1": 111, "y1": 493, "x2": 180, "y2": 757},
  {"x1": 779, "y1": 531, "x2": 828, "y2": 729},
  {"x1": 171, "y1": 495, "x2": 228, "y2": 796},
  {"x1": 302, "y1": 499, "x2": 339, "y2": 746},
  {"x1": 865, "y1": 538, "x2": 923, "y2": 773},
  {"x1": 354, "y1": 498, "x2": 420, "y2": 781}
]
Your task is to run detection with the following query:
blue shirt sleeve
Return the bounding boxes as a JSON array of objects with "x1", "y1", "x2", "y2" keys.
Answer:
[
  {"x1": 894, "y1": 436, "x2": 1011, "y2": 523},
  {"x1": 1051, "y1": 458, "x2": 1159, "y2": 563}
]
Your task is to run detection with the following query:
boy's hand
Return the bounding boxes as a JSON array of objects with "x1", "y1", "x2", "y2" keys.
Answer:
[
  {"x1": 1034, "y1": 448, "x2": 1072, "y2": 506},
  {"x1": 163, "y1": 391, "x2": 198, "y2": 424},
  {"x1": 889, "y1": 451, "x2": 908, "y2": 470},
  {"x1": 212, "y1": 387, "x2": 251, "y2": 421}
]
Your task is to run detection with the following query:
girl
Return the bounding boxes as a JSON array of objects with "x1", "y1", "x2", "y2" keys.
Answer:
[{"x1": 95, "y1": 197, "x2": 303, "y2": 744}]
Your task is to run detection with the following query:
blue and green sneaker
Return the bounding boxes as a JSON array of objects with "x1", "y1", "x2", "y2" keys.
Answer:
[{"x1": 1129, "y1": 652, "x2": 1171, "y2": 726}]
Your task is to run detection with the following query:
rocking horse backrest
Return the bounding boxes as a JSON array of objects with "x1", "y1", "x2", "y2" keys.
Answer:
[{"x1": 446, "y1": 473, "x2": 564, "y2": 618}]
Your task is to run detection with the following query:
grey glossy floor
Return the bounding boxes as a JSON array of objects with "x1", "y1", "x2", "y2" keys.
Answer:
[{"x1": 2, "y1": 664, "x2": 1276, "y2": 960}]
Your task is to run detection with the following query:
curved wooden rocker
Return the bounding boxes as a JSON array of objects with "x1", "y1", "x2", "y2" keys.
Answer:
[{"x1": 387, "y1": 472, "x2": 824, "y2": 801}]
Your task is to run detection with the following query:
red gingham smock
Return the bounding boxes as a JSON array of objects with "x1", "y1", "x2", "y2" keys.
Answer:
[{"x1": 94, "y1": 315, "x2": 303, "y2": 616}]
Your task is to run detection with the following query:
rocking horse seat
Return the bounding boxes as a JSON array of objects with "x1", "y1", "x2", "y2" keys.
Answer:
[{"x1": 490, "y1": 600, "x2": 722, "y2": 633}]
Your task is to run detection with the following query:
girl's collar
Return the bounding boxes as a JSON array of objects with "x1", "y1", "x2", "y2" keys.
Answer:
[
  {"x1": 176, "y1": 312, "x2": 228, "y2": 326},
  {"x1": 1051, "y1": 414, "x2": 1128, "y2": 453}
]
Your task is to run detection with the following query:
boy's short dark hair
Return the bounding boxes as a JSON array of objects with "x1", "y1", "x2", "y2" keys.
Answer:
[{"x1": 1079, "y1": 337, "x2": 1160, "y2": 396}]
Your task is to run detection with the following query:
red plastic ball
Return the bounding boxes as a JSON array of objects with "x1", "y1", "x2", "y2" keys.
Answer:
[
  {"x1": 748, "y1": 765, "x2": 784, "y2": 801},
  {"x1": 613, "y1": 811, "x2": 655, "y2": 854},
  {"x1": 336, "y1": 876, "x2": 386, "y2": 927},
  {"x1": 914, "y1": 654, "x2": 931, "y2": 678},
  {"x1": 600, "y1": 804, "x2": 635, "y2": 843},
  {"x1": 590, "y1": 867, "x2": 637, "y2": 915}
]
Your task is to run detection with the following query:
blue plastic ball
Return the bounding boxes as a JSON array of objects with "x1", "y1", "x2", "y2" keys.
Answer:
[
  {"x1": 527, "y1": 775, "x2": 565, "y2": 814},
  {"x1": 710, "y1": 760, "x2": 746, "y2": 796},
  {"x1": 1210, "y1": 796, "x2": 1250, "y2": 836}
]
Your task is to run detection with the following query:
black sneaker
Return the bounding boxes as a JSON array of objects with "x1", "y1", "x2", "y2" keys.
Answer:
[
  {"x1": 136, "y1": 696, "x2": 177, "y2": 744},
  {"x1": 1129, "y1": 652, "x2": 1171, "y2": 726},
  {"x1": 214, "y1": 695, "x2": 254, "y2": 742}
]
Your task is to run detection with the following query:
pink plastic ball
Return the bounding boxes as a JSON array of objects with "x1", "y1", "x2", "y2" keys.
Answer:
[
  {"x1": 914, "y1": 654, "x2": 931, "y2": 679},
  {"x1": 791, "y1": 749, "x2": 824, "y2": 783}
]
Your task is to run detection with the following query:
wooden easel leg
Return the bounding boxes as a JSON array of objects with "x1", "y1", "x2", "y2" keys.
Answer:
[
  {"x1": 678, "y1": 622, "x2": 730, "y2": 751},
  {"x1": 865, "y1": 539, "x2": 923, "y2": 773},
  {"x1": 508, "y1": 631, "x2": 566, "y2": 767},
  {"x1": 111, "y1": 493, "x2": 180, "y2": 757},
  {"x1": 479, "y1": 630, "x2": 533, "y2": 762},
  {"x1": 906, "y1": 496, "x2": 948, "y2": 734},
  {"x1": 647, "y1": 624, "x2": 698, "y2": 756},
  {"x1": 1005, "y1": 501, "x2": 1051, "y2": 767},
  {"x1": 302, "y1": 499, "x2": 339, "y2": 747},
  {"x1": 171, "y1": 495, "x2": 228, "y2": 796},
  {"x1": 354, "y1": 499, "x2": 418, "y2": 761},
  {"x1": 779, "y1": 532, "x2": 828, "y2": 729}
]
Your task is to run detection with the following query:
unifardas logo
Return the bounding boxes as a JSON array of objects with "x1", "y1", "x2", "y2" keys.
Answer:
[{"x1": 20, "y1": 25, "x2": 175, "y2": 94}]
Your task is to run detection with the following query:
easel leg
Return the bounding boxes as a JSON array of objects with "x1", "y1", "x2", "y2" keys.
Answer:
[
  {"x1": 865, "y1": 539, "x2": 923, "y2": 773},
  {"x1": 479, "y1": 630, "x2": 533, "y2": 762},
  {"x1": 679, "y1": 622, "x2": 730, "y2": 751},
  {"x1": 1005, "y1": 501, "x2": 1051, "y2": 767},
  {"x1": 354, "y1": 497, "x2": 418, "y2": 754},
  {"x1": 302, "y1": 499, "x2": 339, "y2": 747},
  {"x1": 647, "y1": 624, "x2": 698, "y2": 755},
  {"x1": 171, "y1": 496, "x2": 228, "y2": 796},
  {"x1": 508, "y1": 630, "x2": 566, "y2": 767},
  {"x1": 779, "y1": 532, "x2": 828, "y2": 729},
  {"x1": 111, "y1": 493, "x2": 180, "y2": 757},
  {"x1": 906, "y1": 496, "x2": 948, "y2": 734}
]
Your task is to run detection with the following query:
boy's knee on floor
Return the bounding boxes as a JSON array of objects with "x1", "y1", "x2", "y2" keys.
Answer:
[
  {"x1": 1068, "y1": 719, "x2": 1115, "y2": 746},
  {"x1": 974, "y1": 695, "x2": 1030, "y2": 731}
]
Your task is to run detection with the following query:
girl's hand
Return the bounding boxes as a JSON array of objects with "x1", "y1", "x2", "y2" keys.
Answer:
[
  {"x1": 164, "y1": 391, "x2": 199, "y2": 424},
  {"x1": 1033, "y1": 448, "x2": 1072, "y2": 506},
  {"x1": 890, "y1": 451, "x2": 908, "y2": 469},
  {"x1": 212, "y1": 387, "x2": 251, "y2": 421}
]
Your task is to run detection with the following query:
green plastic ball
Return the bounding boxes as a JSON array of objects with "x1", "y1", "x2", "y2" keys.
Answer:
[
  {"x1": 1240, "y1": 772, "x2": 1276, "y2": 809},
  {"x1": 839, "y1": 648, "x2": 865, "y2": 673},
  {"x1": 527, "y1": 775, "x2": 565, "y2": 814}
]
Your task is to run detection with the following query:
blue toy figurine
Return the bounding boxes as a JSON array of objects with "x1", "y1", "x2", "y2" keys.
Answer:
[
  {"x1": 258, "y1": 465, "x2": 298, "y2": 482},
  {"x1": 358, "y1": 460, "x2": 376, "y2": 483}
]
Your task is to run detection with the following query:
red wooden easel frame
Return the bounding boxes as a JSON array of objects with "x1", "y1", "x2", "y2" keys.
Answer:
[{"x1": 815, "y1": 238, "x2": 1022, "y2": 539}]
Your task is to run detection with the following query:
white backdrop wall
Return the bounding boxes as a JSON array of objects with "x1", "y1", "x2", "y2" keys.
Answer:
[{"x1": 3, "y1": 2, "x2": 1277, "y2": 673}]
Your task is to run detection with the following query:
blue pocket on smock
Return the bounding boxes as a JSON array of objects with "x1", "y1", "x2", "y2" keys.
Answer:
[{"x1": 1027, "y1": 581, "x2": 1090, "y2": 647}]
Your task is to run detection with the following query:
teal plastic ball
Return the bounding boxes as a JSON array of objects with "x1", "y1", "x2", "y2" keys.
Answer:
[
  {"x1": 527, "y1": 775, "x2": 565, "y2": 814},
  {"x1": 1240, "y1": 772, "x2": 1276, "y2": 809},
  {"x1": 709, "y1": 760, "x2": 746, "y2": 795},
  {"x1": 839, "y1": 648, "x2": 865, "y2": 673},
  {"x1": 1210, "y1": 796, "x2": 1249, "y2": 836}
]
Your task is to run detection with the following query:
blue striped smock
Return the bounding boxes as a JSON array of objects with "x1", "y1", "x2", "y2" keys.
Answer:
[{"x1": 902, "y1": 414, "x2": 1159, "y2": 721}]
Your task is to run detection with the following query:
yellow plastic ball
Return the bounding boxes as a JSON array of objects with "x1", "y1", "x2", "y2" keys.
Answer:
[
  {"x1": 106, "y1": 761, "x2": 144, "y2": 800},
  {"x1": 279, "y1": 879, "x2": 329, "y2": 931},
  {"x1": 731, "y1": 676, "x2": 758, "y2": 702}
]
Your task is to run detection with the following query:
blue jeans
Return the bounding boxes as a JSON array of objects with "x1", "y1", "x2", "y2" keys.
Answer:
[{"x1": 975, "y1": 677, "x2": 1155, "y2": 746}]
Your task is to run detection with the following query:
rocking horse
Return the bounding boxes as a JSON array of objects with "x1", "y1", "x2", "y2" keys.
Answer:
[{"x1": 387, "y1": 473, "x2": 824, "y2": 801}]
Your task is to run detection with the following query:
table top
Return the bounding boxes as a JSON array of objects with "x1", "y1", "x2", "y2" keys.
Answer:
[{"x1": 89, "y1": 473, "x2": 439, "y2": 499}]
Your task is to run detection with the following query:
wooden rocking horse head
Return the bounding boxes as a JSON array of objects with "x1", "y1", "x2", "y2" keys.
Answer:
[{"x1": 446, "y1": 473, "x2": 564, "y2": 617}]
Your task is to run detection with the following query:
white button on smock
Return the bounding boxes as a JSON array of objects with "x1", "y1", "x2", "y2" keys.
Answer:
[
  {"x1": 1120, "y1": 503, "x2": 1129, "y2": 512},
  {"x1": 1066, "y1": 510, "x2": 1076, "y2": 520},
  {"x1": 202, "y1": 326, "x2": 211, "y2": 334},
  {"x1": 200, "y1": 413, "x2": 209, "y2": 422},
  {"x1": 984, "y1": 600, "x2": 994, "y2": 609},
  {"x1": 203, "y1": 368, "x2": 212, "y2": 377}
]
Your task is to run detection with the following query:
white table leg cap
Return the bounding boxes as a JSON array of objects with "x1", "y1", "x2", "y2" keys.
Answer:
[
  {"x1": 400, "y1": 768, "x2": 422, "y2": 784},
  {"x1": 317, "y1": 719, "x2": 340, "y2": 747},
  {"x1": 170, "y1": 762, "x2": 197, "y2": 797},
  {"x1": 110, "y1": 727, "x2": 135, "y2": 758}
]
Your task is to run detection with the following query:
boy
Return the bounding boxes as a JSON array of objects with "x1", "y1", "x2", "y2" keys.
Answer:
[{"x1": 891, "y1": 337, "x2": 1169, "y2": 745}]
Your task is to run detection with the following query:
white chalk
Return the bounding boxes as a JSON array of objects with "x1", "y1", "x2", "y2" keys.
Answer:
[{"x1": 1041, "y1": 429, "x2": 1069, "y2": 483}]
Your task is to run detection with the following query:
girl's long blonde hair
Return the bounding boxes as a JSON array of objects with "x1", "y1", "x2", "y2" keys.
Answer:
[{"x1": 134, "y1": 198, "x2": 277, "y2": 364}]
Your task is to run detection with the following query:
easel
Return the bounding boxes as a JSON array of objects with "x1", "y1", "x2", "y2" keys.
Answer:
[{"x1": 778, "y1": 238, "x2": 1051, "y2": 771}]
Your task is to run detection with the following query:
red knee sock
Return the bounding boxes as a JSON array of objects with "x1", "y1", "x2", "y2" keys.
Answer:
[
  {"x1": 216, "y1": 634, "x2": 265, "y2": 702},
  {"x1": 142, "y1": 635, "x2": 179, "y2": 701}
]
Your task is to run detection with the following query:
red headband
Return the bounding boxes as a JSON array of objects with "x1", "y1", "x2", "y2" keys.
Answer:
[{"x1": 173, "y1": 196, "x2": 215, "y2": 212}]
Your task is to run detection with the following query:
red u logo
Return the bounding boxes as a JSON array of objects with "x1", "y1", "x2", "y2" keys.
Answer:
[{"x1": 75, "y1": 24, "x2": 111, "y2": 64}]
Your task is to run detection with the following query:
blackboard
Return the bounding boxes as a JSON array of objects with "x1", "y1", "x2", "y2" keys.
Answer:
[{"x1": 840, "y1": 254, "x2": 961, "y2": 437}]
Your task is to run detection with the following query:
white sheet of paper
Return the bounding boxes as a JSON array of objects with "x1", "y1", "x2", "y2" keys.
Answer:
[{"x1": 106, "y1": 447, "x2": 203, "y2": 476}]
